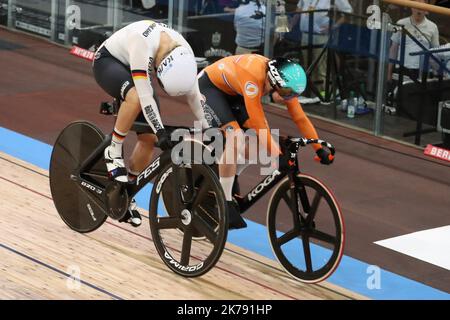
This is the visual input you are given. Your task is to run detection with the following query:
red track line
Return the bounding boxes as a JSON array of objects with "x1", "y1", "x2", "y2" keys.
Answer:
[
  {"x1": 0, "y1": 175, "x2": 299, "y2": 300},
  {"x1": 0, "y1": 176, "x2": 53, "y2": 200}
]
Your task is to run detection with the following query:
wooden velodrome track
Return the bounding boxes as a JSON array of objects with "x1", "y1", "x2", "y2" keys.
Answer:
[{"x1": 0, "y1": 151, "x2": 363, "y2": 300}]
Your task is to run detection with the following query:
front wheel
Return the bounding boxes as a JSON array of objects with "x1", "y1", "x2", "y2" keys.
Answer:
[
  {"x1": 149, "y1": 162, "x2": 228, "y2": 277},
  {"x1": 267, "y1": 174, "x2": 345, "y2": 283}
]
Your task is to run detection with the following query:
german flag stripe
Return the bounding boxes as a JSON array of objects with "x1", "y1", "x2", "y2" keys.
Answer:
[
  {"x1": 131, "y1": 70, "x2": 147, "y2": 79},
  {"x1": 113, "y1": 130, "x2": 127, "y2": 139}
]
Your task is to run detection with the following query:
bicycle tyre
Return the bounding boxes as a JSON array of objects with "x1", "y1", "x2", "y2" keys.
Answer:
[{"x1": 267, "y1": 174, "x2": 345, "y2": 283}]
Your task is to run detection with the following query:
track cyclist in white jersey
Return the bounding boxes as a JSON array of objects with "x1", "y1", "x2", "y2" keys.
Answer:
[{"x1": 92, "y1": 20, "x2": 208, "y2": 227}]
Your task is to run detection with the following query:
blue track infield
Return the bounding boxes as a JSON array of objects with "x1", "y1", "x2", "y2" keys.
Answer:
[{"x1": 1, "y1": 126, "x2": 449, "y2": 300}]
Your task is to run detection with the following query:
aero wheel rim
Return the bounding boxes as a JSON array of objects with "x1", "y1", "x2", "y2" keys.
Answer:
[
  {"x1": 149, "y1": 163, "x2": 227, "y2": 277},
  {"x1": 267, "y1": 175, "x2": 344, "y2": 283}
]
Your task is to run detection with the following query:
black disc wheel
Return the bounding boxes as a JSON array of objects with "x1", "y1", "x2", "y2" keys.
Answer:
[
  {"x1": 149, "y1": 162, "x2": 228, "y2": 277},
  {"x1": 49, "y1": 121, "x2": 109, "y2": 233},
  {"x1": 267, "y1": 174, "x2": 345, "y2": 283}
]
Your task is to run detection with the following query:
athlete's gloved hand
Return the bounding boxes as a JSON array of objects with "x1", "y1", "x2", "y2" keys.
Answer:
[
  {"x1": 155, "y1": 129, "x2": 175, "y2": 151},
  {"x1": 314, "y1": 148, "x2": 334, "y2": 165}
]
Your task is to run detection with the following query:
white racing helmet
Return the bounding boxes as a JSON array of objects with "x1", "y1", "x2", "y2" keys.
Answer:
[{"x1": 156, "y1": 46, "x2": 197, "y2": 96}]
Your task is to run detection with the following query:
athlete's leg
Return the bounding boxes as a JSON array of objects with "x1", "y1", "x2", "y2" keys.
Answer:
[
  {"x1": 219, "y1": 121, "x2": 244, "y2": 201},
  {"x1": 102, "y1": 88, "x2": 142, "y2": 182},
  {"x1": 128, "y1": 132, "x2": 158, "y2": 178},
  {"x1": 114, "y1": 88, "x2": 141, "y2": 137},
  {"x1": 198, "y1": 73, "x2": 247, "y2": 229},
  {"x1": 92, "y1": 48, "x2": 138, "y2": 182}
]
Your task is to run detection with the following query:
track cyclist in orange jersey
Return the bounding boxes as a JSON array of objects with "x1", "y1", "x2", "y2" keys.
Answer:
[
  {"x1": 92, "y1": 20, "x2": 209, "y2": 227},
  {"x1": 188, "y1": 54, "x2": 335, "y2": 229}
]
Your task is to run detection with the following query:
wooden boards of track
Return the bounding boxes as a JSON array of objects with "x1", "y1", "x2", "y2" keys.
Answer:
[{"x1": 0, "y1": 152, "x2": 365, "y2": 300}]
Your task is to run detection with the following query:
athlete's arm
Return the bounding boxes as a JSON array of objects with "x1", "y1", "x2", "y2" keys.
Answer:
[
  {"x1": 285, "y1": 98, "x2": 321, "y2": 151},
  {"x1": 186, "y1": 77, "x2": 210, "y2": 128},
  {"x1": 128, "y1": 31, "x2": 164, "y2": 133},
  {"x1": 243, "y1": 92, "x2": 282, "y2": 157}
]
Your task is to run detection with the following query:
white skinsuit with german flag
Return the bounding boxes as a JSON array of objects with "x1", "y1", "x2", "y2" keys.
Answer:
[{"x1": 100, "y1": 20, "x2": 202, "y2": 133}]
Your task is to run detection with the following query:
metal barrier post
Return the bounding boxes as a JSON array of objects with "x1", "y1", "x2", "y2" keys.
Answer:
[
  {"x1": 7, "y1": 0, "x2": 14, "y2": 28},
  {"x1": 263, "y1": 0, "x2": 273, "y2": 58},
  {"x1": 262, "y1": 0, "x2": 274, "y2": 104},
  {"x1": 177, "y1": 0, "x2": 186, "y2": 34},
  {"x1": 374, "y1": 12, "x2": 391, "y2": 136},
  {"x1": 64, "y1": 0, "x2": 71, "y2": 45},
  {"x1": 113, "y1": 0, "x2": 122, "y2": 32},
  {"x1": 168, "y1": 0, "x2": 174, "y2": 28},
  {"x1": 50, "y1": 0, "x2": 59, "y2": 42}
]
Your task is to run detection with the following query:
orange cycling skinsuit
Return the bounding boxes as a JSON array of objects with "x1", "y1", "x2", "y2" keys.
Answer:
[{"x1": 198, "y1": 54, "x2": 323, "y2": 157}]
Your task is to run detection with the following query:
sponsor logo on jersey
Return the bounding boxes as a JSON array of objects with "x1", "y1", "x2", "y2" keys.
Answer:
[
  {"x1": 201, "y1": 98, "x2": 222, "y2": 127},
  {"x1": 143, "y1": 105, "x2": 163, "y2": 132},
  {"x1": 244, "y1": 81, "x2": 259, "y2": 98},
  {"x1": 147, "y1": 57, "x2": 154, "y2": 73},
  {"x1": 142, "y1": 22, "x2": 156, "y2": 37},
  {"x1": 120, "y1": 81, "x2": 130, "y2": 99}
]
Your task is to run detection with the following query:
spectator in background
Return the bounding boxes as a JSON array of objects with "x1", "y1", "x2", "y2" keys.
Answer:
[
  {"x1": 290, "y1": 0, "x2": 352, "y2": 94},
  {"x1": 220, "y1": 0, "x2": 239, "y2": 12},
  {"x1": 385, "y1": 0, "x2": 440, "y2": 115},
  {"x1": 199, "y1": 0, "x2": 221, "y2": 15},
  {"x1": 388, "y1": 0, "x2": 440, "y2": 83},
  {"x1": 234, "y1": 0, "x2": 266, "y2": 54}
]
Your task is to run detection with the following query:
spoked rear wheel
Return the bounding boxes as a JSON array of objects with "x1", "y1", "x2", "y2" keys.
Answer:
[
  {"x1": 149, "y1": 162, "x2": 228, "y2": 277},
  {"x1": 267, "y1": 174, "x2": 345, "y2": 283},
  {"x1": 49, "y1": 121, "x2": 109, "y2": 233}
]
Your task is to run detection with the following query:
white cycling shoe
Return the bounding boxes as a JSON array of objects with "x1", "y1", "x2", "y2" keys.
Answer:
[
  {"x1": 119, "y1": 199, "x2": 142, "y2": 227},
  {"x1": 104, "y1": 146, "x2": 128, "y2": 183}
]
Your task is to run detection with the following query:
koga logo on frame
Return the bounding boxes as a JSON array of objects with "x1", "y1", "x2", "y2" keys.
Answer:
[{"x1": 248, "y1": 170, "x2": 281, "y2": 201}]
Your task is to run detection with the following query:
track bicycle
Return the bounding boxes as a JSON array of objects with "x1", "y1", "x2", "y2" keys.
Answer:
[
  {"x1": 160, "y1": 132, "x2": 345, "y2": 283},
  {"x1": 49, "y1": 105, "x2": 228, "y2": 277}
]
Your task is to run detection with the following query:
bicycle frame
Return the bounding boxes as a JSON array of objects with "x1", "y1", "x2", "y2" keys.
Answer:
[
  {"x1": 72, "y1": 133, "x2": 172, "y2": 205},
  {"x1": 235, "y1": 160, "x2": 303, "y2": 215}
]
